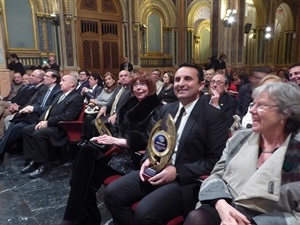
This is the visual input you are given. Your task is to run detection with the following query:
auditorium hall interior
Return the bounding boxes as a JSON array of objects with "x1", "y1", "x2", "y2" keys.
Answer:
[{"x1": 0, "y1": 0, "x2": 300, "y2": 225}]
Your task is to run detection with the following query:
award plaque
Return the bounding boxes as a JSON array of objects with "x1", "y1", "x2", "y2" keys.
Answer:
[
  {"x1": 95, "y1": 118, "x2": 112, "y2": 136},
  {"x1": 142, "y1": 114, "x2": 176, "y2": 180}
]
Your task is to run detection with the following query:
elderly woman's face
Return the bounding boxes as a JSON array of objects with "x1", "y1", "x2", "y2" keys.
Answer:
[
  {"x1": 249, "y1": 92, "x2": 283, "y2": 134},
  {"x1": 132, "y1": 79, "x2": 149, "y2": 101}
]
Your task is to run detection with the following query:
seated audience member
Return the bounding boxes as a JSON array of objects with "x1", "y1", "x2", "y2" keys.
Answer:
[
  {"x1": 212, "y1": 53, "x2": 227, "y2": 71},
  {"x1": 151, "y1": 69, "x2": 164, "y2": 94},
  {"x1": 236, "y1": 67, "x2": 268, "y2": 119},
  {"x1": 184, "y1": 82, "x2": 300, "y2": 225},
  {"x1": 20, "y1": 75, "x2": 84, "y2": 178},
  {"x1": 1, "y1": 72, "x2": 23, "y2": 101},
  {"x1": 202, "y1": 68, "x2": 215, "y2": 95},
  {"x1": 158, "y1": 71, "x2": 178, "y2": 104},
  {"x1": 7, "y1": 53, "x2": 26, "y2": 75},
  {"x1": 0, "y1": 70, "x2": 61, "y2": 164},
  {"x1": 119, "y1": 56, "x2": 133, "y2": 72},
  {"x1": 277, "y1": 69, "x2": 288, "y2": 82},
  {"x1": 81, "y1": 73, "x2": 103, "y2": 103},
  {"x1": 228, "y1": 69, "x2": 244, "y2": 98},
  {"x1": 0, "y1": 74, "x2": 33, "y2": 138},
  {"x1": 59, "y1": 72, "x2": 162, "y2": 225},
  {"x1": 76, "y1": 70, "x2": 90, "y2": 92},
  {"x1": 0, "y1": 71, "x2": 45, "y2": 125},
  {"x1": 241, "y1": 75, "x2": 282, "y2": 129},
  {"x1": 78, "y1": 72, "x2": 119, "y2": 146},
  {"x1": 97, "y1": 70, "x2": 132, "y2": 125},
  {"x1": 202, "y1": 74, "x2": 237, "y2": 127},
  {"x1": 41, "y1": 55, "x2": 60, "y2": 72},
  {"x1": 289, "y1": 63, "x2": 300, "y2": 86},
  {"x1": 104, "y1": 63, "x2": 229, "y2": 225}
]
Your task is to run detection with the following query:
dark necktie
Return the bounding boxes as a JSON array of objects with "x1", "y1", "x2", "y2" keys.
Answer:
[{"x1": 175, "y1": 107, "x2": 185, "y2": 130}]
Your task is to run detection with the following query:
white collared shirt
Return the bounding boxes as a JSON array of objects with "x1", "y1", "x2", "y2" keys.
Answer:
[{"x1": 171, "y1": 98, "x2": 199, "y2": 164}]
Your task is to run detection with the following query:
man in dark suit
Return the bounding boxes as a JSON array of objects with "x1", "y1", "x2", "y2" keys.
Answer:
[
  {"x1": 76, "y1": 70, "x2": 90, "y2": 92},
  {"x1": 104, "y1": 63, "x2": 229, "y2": 225},
  {"x1": 202, "y1": 73, "x2": 237, "y2": 127},
  {"x1": 235, "y1": 67, "x2": 268, "y2": 118},
  {"x1": 119, "y1": 56, "x2": 133, "y2": 72},
  {"x1": 20, "y1": 74, "x2": 84, "y2": 178}
]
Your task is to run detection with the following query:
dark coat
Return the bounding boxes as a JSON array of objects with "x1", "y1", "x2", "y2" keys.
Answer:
[
  {"x1": 235, "y1": 83, "x2": 253, "y2": 117},
  {"x1": 10, "y1": 84, "x2": 36, "y2": 107},
  {"x1": 120, "y1": 62, "x2": 133, "y2": 72},
  {"x1": 108, "y1": 94, "x2": 162, "y2": 174},
  {"x1": 142, "y1": 97, "x2": 229, "y2": 215},
  {"x1": 202, "y1": 93, "x2": 237, "y2": 127},
  {"x1": 83, "y1": 85, "x2": 103, "y2": 101},
  {"x1": 39, "y1": 90, "x2": 84, "y2": 146}
]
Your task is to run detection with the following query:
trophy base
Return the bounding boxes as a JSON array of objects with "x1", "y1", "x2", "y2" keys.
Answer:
[{"x1": 142, "y1": 167, "x2": 157, "y2": 181}]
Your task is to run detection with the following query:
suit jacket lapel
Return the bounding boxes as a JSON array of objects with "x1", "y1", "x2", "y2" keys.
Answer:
[{"x1": 175, "y1": 99, "x2": 202, "y2": 161}]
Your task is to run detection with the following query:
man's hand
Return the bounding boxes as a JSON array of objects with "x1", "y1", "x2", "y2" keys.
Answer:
[
  {"x1": 96, "y1": 106, "x2": 107, "y2": 118},
  {"x1": 139, "y1": 160, "x2": 177, "y2": 185},
  {"x1": 35, "y1": 121, "x2": 48, "y2": 130},
  {"x1": 148, "y1": 165, "x2": 177, "y2": 185},
  {"x1": 215, "y1": 199, "x2": 251, "y2": 225},
  {"x1": 108, "y1": 114, "x2": 117, "y2": 125},
  {"x1": 19, "y1": 105, "x2": 34, "y2": 114},
  {"x1": 210, "y1": 89, "x2": 220, "y2": 107}
]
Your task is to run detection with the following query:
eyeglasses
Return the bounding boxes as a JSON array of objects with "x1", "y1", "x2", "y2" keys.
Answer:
[
  {"x1": 132, "y1": 82, "x2": 147, "y2": 88},
  {"x1": 210, "y1": 80, "x2": 225, "y2": 86},
  {"x1": 249, "y1": 102, "x2": 278, "y2": 111}
]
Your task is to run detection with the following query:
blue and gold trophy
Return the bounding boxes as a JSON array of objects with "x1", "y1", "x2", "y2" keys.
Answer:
[{"x1": 142, "y1": 114, "x2": 176, "y2": 180}]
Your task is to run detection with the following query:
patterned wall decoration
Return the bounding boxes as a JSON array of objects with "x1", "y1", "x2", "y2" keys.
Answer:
[
  {"x1": 102, "y1": 0, "x2": 117, "y2": 13},
  {"x1": 65, "y1": 24, "x2": 74, "y2": 66},
  {"x1": 80, "y1": 0, "x2": 97, "y2": 11}
]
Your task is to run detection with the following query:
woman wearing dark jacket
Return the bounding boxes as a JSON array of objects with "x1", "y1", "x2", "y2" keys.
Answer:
[{"x1": 59, "y1": 71, "x2": 162, "y2": 225}]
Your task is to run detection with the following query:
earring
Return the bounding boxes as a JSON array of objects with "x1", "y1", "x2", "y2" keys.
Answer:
[{"x1": 280, "y1": 119, "x2": 284, "y2": 125}]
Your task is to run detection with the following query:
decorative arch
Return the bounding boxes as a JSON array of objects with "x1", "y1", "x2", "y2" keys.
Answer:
[
  {"x1": 139, "y1": 0, "x2": 176, "y2": 27},
  {"x1": 274, "y1": 2, "x2": 295, "y2": 65},
  {"x1": 252, "y1": 0, "x2": 267, "y2": 26},
  {"x1": 186, "y1": 0, "x2": 211, "y2": 63}
]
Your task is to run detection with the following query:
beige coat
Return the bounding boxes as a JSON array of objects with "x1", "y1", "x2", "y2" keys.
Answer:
[{"x1": 199, "y1": 130, "x2": 300, "y2": 225}]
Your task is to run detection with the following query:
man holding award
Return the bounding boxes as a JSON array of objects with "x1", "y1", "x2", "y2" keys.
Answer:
[{"x1": 104, "y1": 63, "x2": 230, "y2": 225}]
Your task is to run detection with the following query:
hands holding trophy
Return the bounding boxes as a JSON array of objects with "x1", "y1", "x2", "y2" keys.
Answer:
[{"x1": 142, "y1": 114, "x2": 176, "y2": 181}]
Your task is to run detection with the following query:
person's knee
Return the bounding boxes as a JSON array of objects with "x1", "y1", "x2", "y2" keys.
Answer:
[{"x1": 135, "y1": 204, "x2": 164, "y2": 225}]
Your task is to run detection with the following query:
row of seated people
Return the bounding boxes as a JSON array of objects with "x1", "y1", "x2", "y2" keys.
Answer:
[
  {"x1": 60, "y1": 63, "x2": 300, "y2": 225},
  {"x1": 0, "y1": 70, "x2": 84, "y2": 170},
  {"x1": 2, "y1": 63, "x2": 300, "y2": 224}
]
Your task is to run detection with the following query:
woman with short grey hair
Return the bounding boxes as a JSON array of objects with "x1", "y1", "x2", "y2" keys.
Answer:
[{"x1": 185, "y1": 82, "x2": 300, "y2": 225}]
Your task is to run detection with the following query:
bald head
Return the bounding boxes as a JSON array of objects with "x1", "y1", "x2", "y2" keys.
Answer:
[{"x1": 60, "y1": 74, "x2": 78, "y2": 93}]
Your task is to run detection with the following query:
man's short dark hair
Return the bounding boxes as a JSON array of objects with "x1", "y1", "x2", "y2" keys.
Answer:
[
  {"x1": 9, "y1": 53, "x2": 19, "y2": 60},
  {"x1": 46, "y1": 69, "x2": 61, "y2": 84},
  {"x1": 289, "y1": 63, "x2": 300, "y2": 70},
  {"x1": 79, "y1": 70, "x2": 90, "y2": 77},
  {"x1": 178, "y1": 62, "x2": 204, "y2": 83}
]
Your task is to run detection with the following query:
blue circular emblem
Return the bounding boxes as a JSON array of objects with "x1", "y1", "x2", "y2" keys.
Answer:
[{"x1": 153, "y1": 134, "x2": 168, "y2": 153}]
